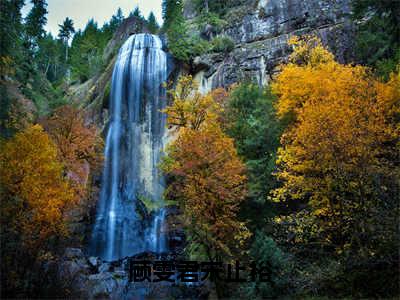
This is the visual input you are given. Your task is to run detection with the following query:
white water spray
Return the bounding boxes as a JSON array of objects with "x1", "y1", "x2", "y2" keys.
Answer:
[{"x1": 90, "y1": 34, "x2": 168, "y2": 261}]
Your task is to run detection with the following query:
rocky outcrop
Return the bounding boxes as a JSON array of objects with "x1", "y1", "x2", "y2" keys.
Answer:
[
  {"x1": 189, "y1": 0, "x2": 355, "y2": 91},
  {"x1": 57, "y1": 248, "x2": 212, "y2": 299}
]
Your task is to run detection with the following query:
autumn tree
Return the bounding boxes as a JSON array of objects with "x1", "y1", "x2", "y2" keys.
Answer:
[
  {"x1": 161, "y1": 75, "x2": 250, "y2": 262},
  {"x1": 0, "y1": 125, "x2": 80, "y2": 296},
  {"x1": 271, "y1": 36, "x2": 399, "y2": 283},
  {"x1": 0, "y1": 125, "x2": 76, "y2": 288},
  {"x1": 0, "y1": 125, "x2": 75, "y2": 253},
  {"x1": 163, "y1": 75, "x2": 219, "y2": 130},
  {"x1": 41, "y1": 105, "x2": 103, "y2": 198}
]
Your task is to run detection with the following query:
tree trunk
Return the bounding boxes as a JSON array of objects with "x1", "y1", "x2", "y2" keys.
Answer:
[
  {"x1": 204, "y1": 0, "x2": 209, "y2": 13},
  {"x1": 65, "y1": 41, "x2": 68, "y2": 62},
  {"x1": 44, "y1": 60, "x2": 50, "y2": 76}
]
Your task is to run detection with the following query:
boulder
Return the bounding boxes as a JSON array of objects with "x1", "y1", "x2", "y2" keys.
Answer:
[{"x1": 63, "y1": 248, "x2": 85, "y2": 260}]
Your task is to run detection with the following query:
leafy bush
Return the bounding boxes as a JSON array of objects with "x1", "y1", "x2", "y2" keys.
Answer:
[
  {"x1": 211, "y1": 36, "x2": 235, "y2": 53},
  {"x1": 168, "y1": 21, "x2": 212, "y2": 62},
  {"x1": 196, "y1": 12, "x2": 227, "y2": 33},
  {"x1": 239, "y1": 231, "x2": 292, "y2": 299}
]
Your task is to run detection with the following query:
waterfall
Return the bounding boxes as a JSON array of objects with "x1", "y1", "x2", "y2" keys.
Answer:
[{"x1": 89, "y1": 34, "x2": 168, "y2": 261}]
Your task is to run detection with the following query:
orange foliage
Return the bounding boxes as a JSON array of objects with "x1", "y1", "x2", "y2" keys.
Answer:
[
  {"x1": 163, "y1": 124, "x2": 249, "y2": 259},
  {"x1": 162, "y1": 76, "x2": 250, "y2": 260},
  {"x1": 0, "y1": 125, "x2": 76, "y2": 251},
  {"x1": 41, "y1": 105, "x2": 103, "y2": 198}
]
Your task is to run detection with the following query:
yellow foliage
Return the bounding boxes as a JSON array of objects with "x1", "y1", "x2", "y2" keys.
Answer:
[
  {"x1": 0, "y1": 125, "x2": 76, "y2": 250},
  {"x1": 272, "y1": 36, "x2": 400, "y2": 251},
  {"x1": 162, "y1": 75, "x2": 250, "y2": 260},
  {"x1": 162, "y1": 75, "x2": 221, "y2": 130},
  {"x1": 0, "y1": 55, "x2": 15, "y2": 76}
]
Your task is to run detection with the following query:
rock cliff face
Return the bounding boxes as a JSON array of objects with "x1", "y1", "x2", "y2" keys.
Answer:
[{"x1": 187, "y1": 0, "x2": 355, "y2": 92}]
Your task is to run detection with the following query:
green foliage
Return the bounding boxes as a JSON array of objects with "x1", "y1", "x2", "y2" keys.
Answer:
[
  {"x1": 58, "y1": 17, "x2": 75, "y2": 62},
  {"x1": 0, "y1": 0, "x2": 24, "y2": 77},
  {"x1": 107, "y1": 7, "x2": 124, "y2": 33},
  {"x1": 375, "y1": 46, "x2": 400, "y2": 79},
  {"x1": 162, "y1": 0, "x2": 183, "y2": 32},
  {"x1": 193, "y1": 0, "x2": 246, "y2": 16},
  {"x1": 239, "y1": 231, "x2": 292, "y2": 299},
  {"x1": 166, "y1": 19, "x2": 211, "y2": 62},
  {"x1": 58, "y1": 17, "x2": 75, "y2": 42},
  {"x1": 129, "y1": 6, "x2": 145, "y2": 21},
  {"x1": 211, "y1": 35, "x2": 234, "y2": 53},
  {"x1": 163, "y1": 1, "x2": 235, "y2": 61},
  {"x1": 162, "y1": 0, "x2": 194, "y2": 61},
  {"x1": 196, "y1": 12, "x2": 227, "y2": 32},
  {"x1": 352, "y1": 0, "x2": 400, "y2": 77},
  {"x1": 36, "y1": 33, "x2": 67, "y2": 82},
  {"x1": 68, "y1": 6, "x2": 126, "y2": 83},
  {"x1": 225, "y1": 83, "x2": 283, "y2": 204},
  {"x1": 25, "y1": 0, "x2": 48, "y2": 49},
  {"x1": 147, "y1": 12, "x2": 160, "y2": 34},
  {"x1": 69, "y1": 19, "x2": 108, "y2": 82}
]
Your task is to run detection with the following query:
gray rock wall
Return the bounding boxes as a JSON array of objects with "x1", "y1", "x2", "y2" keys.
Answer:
[{"x1": 191, "y1": 0, "x2": 355, "y2": 91}]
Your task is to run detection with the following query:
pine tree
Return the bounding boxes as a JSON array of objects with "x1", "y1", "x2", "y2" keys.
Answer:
[
  {"x1": 162, "y1": 0, "x2": 183, "y2": 32},
  {"x1": 109, "y1": 7, "x2": 124, "y2": 29},
  {"x1": 25, "y1": 0, "x2": 48, "y2": 49},
  {"x1": 147, "y1": 12, "x2": 159, "y2": 34},
  {"x1": 129, "y1": 6, "x2": 145, "y2": 21},
  {"x1": 0, "y1": 0, "x2": 24, "y2": 76},
  {"x1": 0, "y1": 0, "x2": 25, "y2": 137},
  {"x1": 352, "y1": 0, "x2": 400, "y2": 76}
]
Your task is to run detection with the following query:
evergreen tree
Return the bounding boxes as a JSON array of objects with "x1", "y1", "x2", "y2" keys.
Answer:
[
  {"x1": 147, "y1": 12, "x2": 159, "y2": 34},
  {"x1": 58, "y1": 17, "x2": 75, "y2": 62},
  {"x1": 109, "y1": 7, "x2": 124, "y2": 29},
  {"x1": 70, "y1": 19, "x2": 110, "y2": 82},
  {"x1": 25, "y1": 0, "x2": 48, "y2": 49},
  {"x1": 162, "y1": 0, "x2": 183, "y2": 32},
  {"x1": 102, "y1": 7, "x2": 124, "y2": 41},
  {"x1": 352, "y1": 0, "x2": 400, "y2": 76},
  {"x1": 0, "y1": 0, "x2": 24, "y2": 77},
  {"x1": 129, "y1": 6, "x2": 145, "y2": 21},
  {"x1": 0, "y1": 0, "x2": 25, "y2": 137}
]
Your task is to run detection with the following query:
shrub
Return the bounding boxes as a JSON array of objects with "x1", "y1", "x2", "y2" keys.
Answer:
[
  {"x1": 239, "y1": 231, "x2": 292, "y2": 298},
  {"x1": 211, "y1": 35, "x2": 235, "y2": 53}
]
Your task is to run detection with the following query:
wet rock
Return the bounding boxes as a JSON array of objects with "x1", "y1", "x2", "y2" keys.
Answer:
[
  {"x1": 87, "y1": 272, "x2": 127, "y2": 299},
  {"x1": 64, "y1": 247, "x2": 85, "y2": 259},
  {"x1": 98, "y1": 262, "x2": 111, "y2": 273},
  {"x1": 57, "y1": 247, "x2": 215, "y2": 299},
  {"x1": 88, "y1": 256, "x2": 101, "y2": 268}
]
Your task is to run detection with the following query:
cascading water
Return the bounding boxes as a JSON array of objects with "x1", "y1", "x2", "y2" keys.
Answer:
[{"x1": 89, "y1": 34, "x2": 168, "y2": 261}]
